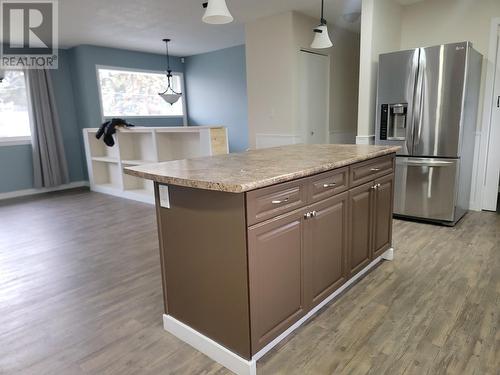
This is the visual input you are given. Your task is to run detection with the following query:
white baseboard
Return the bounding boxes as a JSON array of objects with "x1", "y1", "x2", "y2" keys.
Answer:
[
  {"x1": 0, "y1": 181, "x2": 89, "y2": 201},
  {"x1": 162, "y1": 247, "x2": 394, "y2": 374},
  {"x1": 356, "y1": 135, "x2": 375, "y2": 145},
  {"x1": 163, "y1": 315, "x2": 257, "y2": 375},
  {"x1": 255, "y1": 134, "x2": 303, "y2": 149},
  {"x1": 330, "y1": 131, "x2": 356, "y2": 144}
]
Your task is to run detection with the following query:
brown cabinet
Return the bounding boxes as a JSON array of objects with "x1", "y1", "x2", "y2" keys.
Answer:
[
  {"x1": 348, "y1": 181, "x2": 374, "y2": 277},
  {"x1": 155, "y1": 153, "x2": 396, "y2": 360},
  {"x1": 347, "y1": 173, "x2": 395, "y2": 277},
  {"x1": 248, "y1": 208, "x2": 307, "y2": 353},
  {"x1": 306, "y1": 192, "x2": 348, "y2": 307},
  {"x1": 373, "y1": 174, "x2": 394, "y2": 258},
  {"x1": 249, "y1": 192, "x2": 350, "y2": 352}
]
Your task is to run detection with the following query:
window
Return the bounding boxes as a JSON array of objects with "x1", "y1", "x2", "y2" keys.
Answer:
[
  {"x1": 0, "y1": 70, "x2": 31, "y2": 139},
  {"x1": 97, "y1": 67, "x2": 184, "y2": 118}
]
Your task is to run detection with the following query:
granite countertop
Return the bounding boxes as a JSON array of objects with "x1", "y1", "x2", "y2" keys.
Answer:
[{"x1": 124, "y1": 144, "x2": 400, "y2": 193}]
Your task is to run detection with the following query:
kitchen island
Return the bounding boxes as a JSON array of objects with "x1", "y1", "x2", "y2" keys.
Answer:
[{"x1": 125, "y1": 144, "x2": 400, "y2": 375}]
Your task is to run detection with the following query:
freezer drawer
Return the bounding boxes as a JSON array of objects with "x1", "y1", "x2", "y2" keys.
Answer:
[{"x1": 394, "y1": 157, "x2": 459, "y2": 222}]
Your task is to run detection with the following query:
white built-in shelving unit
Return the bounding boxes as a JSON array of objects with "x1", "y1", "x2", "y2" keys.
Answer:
[{"x1": 83, "y1": 126, "x2": 229, "y2": 204}]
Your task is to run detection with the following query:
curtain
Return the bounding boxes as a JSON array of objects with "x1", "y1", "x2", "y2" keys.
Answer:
[{"x1": 25, "y1": 69, "x2": 69, "y2": 188}]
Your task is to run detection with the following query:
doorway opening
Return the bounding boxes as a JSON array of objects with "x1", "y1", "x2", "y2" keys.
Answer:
[{"x1": 481, "y1": 22, "x2": 500, "y2": 212}]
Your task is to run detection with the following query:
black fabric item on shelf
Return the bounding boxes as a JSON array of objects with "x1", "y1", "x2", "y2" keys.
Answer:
[{"x1": 96, "y1": 118, "x2": 135, "y2": 147}]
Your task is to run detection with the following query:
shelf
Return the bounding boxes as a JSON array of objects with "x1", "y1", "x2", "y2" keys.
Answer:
[
  {"x1": 92, "y1": 156, "x2": 119, "y2": 163},
  {"x1": 83, "y1": 126, "x2": 228, "y2": 205},
  {"x1": 118, "y1": 132, "x2": 157, "y2": 163},
  {"x1": 94, "y1": 183, "x2": 121, "y2": 191},
  {"x1": 121, "y1": 159, "x2": 155, "y2": 166}
]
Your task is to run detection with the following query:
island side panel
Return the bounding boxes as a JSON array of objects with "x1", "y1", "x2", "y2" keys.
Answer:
[{"x1": 154, "y1": 183, "x2": 252, "y2": 359}]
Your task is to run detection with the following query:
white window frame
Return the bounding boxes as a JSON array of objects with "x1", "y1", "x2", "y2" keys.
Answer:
[
  {"x1": 0, "y1": 136, "x2": 31, "y2": 146},
  {"x1": 95, "y1": 65, "x2": 187, "y2": 125},
  {"x1": 0, "y1": 70, "x2": 32, "y2": 147}
]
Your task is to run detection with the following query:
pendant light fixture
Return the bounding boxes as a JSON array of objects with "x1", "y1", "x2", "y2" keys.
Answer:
[
  {"x1": 202, "y1": 0, "x2": 233, "y2": 24},
  {"x1": 158, "y1": 39, "x2": 182, "y2": 105},
  {"x1": 311, "y1": 0, "x2": 333, "y2": 49}
]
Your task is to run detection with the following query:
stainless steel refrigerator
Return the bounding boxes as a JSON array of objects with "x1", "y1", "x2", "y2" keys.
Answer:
[{"x1": 375, "y1": 42, "x2": 482, "y2": 225}]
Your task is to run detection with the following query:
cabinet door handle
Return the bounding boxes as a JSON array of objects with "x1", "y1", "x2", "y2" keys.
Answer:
[
  {"x1": 371, "y1": 184, "x2": 377, "y2": 190},
  {"x1": 370, "y1": 168, "x2": 381, "y2": 172},
  {"x1": 272, "y1": 197, "x2": 289, "y2": 205},
  {"x1": 311, "y1": 210, "x2": 317, "y2": 217},
  {"x1": 323, "y1": 182, "x2": 336, "y2": 188},
  {"x1": 304, "y1": 212, "x2": 312, "y2": 219}
]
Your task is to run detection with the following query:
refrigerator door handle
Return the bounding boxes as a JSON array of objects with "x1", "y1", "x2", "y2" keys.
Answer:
[
  {"x1": 407, "y1": 50, "x2": 420, "y2": 155},
  {"x1": 412, "y1": 49, "x2": 425, "y2": 154},
  {"x1": 398, "y1": 160, "x2": 455, "y2": 167}
]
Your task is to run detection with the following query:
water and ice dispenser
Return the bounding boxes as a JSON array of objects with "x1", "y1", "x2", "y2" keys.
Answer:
[{"x1": 380, "y1": 103, "x2": 408, "y2": 140}]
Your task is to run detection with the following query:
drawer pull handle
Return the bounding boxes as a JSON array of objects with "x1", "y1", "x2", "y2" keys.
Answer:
[
  {"x1": 323, "y1": 183, "x2": 336, "y2": 188},
  {"x1": 304, "y1": 211, "x2": 317, "y2": 219},
  {"x1": 272, "y1": 197, "x2": 289, "y2": 205},
  {"x1": 370, "y1": 168, "x2": 381, "y2": 172}
]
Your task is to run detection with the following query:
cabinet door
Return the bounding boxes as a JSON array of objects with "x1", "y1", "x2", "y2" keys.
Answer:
[
  {"x1": 373, "y1": 173, "x2": 394, "y2": 258},
  {"x1": 306, "y1": 192, "x2": 348, "y2": 306},
  {"x1": 348, "y1": 181, "x2": 374, "y2": 277},
  {"x1": 248, "y1": 209, "x2": 307, "y2": 353}
]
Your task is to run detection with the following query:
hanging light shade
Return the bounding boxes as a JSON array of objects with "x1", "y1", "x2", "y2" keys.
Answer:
[
  {"x1": 311, "y1": 0, "x2": 333, "y2": 49},
  {"x1": 158, "y1": 38, "x2": 182, "y2": 105},
  {"x1": 202, "y1": 0, "x2": 233, "y2": 24}
]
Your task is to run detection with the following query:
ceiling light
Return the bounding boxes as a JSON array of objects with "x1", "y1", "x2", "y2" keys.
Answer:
[
  {"x1": 202, "y1": 0, "x2": 233, "y2": 25},
  {"x1": 311, "y1": 0, "x2": 333, "y2": 49},
  {"x1": 158, "y1": 39, "x2": 182, "y2": 105}
]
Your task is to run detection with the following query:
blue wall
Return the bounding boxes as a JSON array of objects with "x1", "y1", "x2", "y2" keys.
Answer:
[
  {"x1": 0, "y1": 45, "x2": 185, "y2": 193},
  {"x1": 68, "y1": 45, "x2": 185, "y2": 130},
  {"x1": 67, "y1": 45, "x2": 185, "y2": 177},
  {"x1": 0, "y1": 48, "x2": 85, "y2": 193},
  {"x1": 52, "y1": 49, "x2": 86, "y2": 182},
  {"x1": 0, "y1": 145, "x2": 34, "y2": 192},
  {"x1": 185, "y1": 45, "x2": 248, "y2": 152},
  {"x1": 1, "y1": 44, "x2": 250, "y2": 194}
]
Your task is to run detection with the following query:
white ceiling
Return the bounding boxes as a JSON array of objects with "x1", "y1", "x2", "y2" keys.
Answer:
[{"x1": 56, "y1": 0, "x2": 363, "y2": 56}]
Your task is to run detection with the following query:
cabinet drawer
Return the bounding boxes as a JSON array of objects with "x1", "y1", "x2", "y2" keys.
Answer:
[
  {"x1": 349, "y1": 155, "x2": 394, "y2": 187},
  {"x1": 308, "y1": 167, "x2": 349, "y2": 203},
  {"x1": 246, "y1": 181, "x2": 307, "y2": 226}
]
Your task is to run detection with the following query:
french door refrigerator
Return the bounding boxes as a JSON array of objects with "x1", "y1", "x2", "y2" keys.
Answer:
[{"x1": 375, "y1": 42, "x2": 482, "y2": 225}]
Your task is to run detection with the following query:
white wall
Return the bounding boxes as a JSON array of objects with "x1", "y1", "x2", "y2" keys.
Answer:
[
  {"x1": 357, "y1": 0, "x2": 402, "y2": 143},
  {"x1": 330, "y1": 27, "x2": 360, "y2": 143},
  {"x1": 246, "y1": 11, "x2": 361, "y2": 148},
  {"x1": 246, "y1": 12, "x2": 296, "y2": 149}
]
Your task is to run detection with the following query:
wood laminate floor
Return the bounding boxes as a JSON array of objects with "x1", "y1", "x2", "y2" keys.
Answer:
[{"x1": 0, "y1": 189, "x2": 499, "y2": 375}]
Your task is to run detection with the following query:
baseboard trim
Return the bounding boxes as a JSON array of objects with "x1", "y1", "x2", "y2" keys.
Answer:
[
  {"x1": 356, "y1": 135, "x2": 375, "y2": 145},
  {"x1": 163, "y1": 247, "x2": 394, "y2": 375},
  {"x1": 255, "y1": 134, "x2": 303, "y2": 149},
  {"x1": 163, "y1": 315, "x2": 257, "y2": 375},
  {"x1": 0, "y1": 181, "x2": 89, "y2": 201}
]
